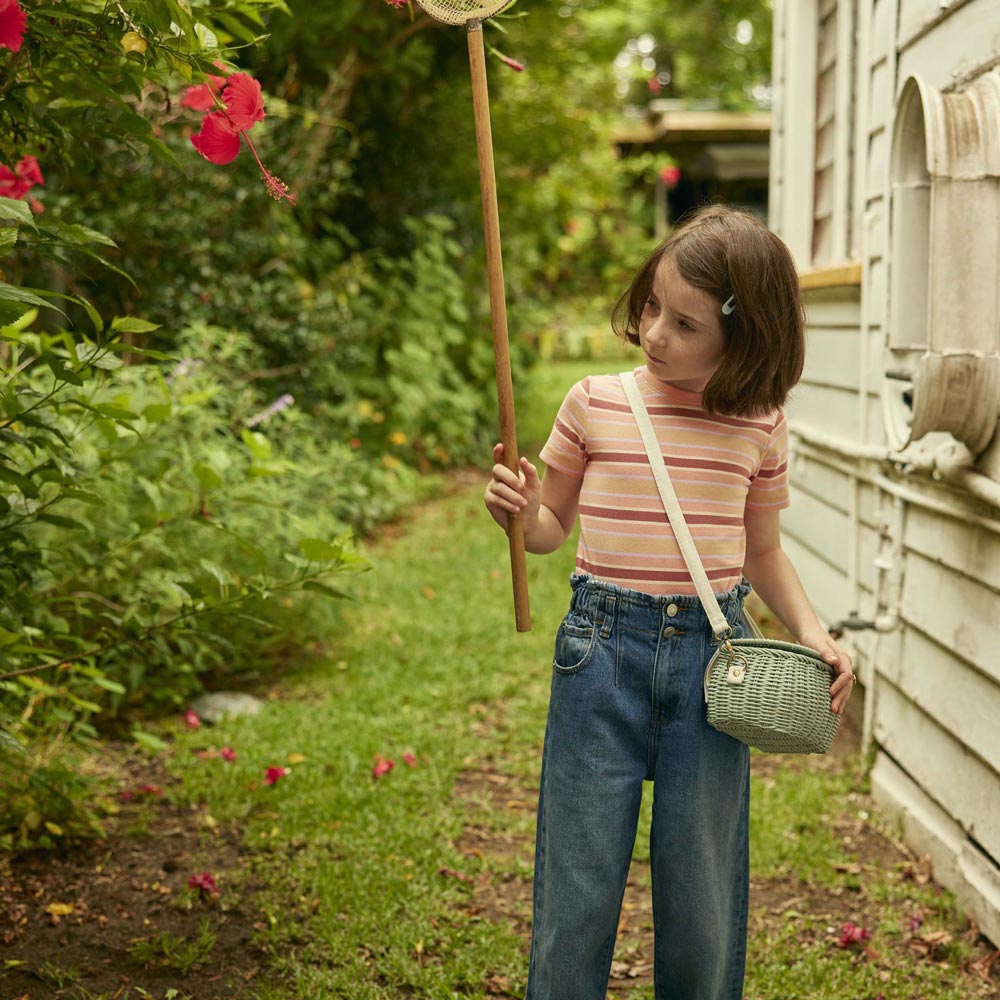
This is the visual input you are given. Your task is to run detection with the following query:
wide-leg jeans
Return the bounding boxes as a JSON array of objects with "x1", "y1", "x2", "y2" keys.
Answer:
[{"x1": 526, "y1": 573, "x2": 752, "y2": 1000}]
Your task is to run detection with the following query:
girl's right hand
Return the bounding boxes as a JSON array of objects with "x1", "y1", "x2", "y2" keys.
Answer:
[{"x1": 484, "y1": 443, "x2": 541, "y2": 530}]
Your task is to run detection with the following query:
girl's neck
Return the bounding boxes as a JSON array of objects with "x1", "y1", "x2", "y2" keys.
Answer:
[{"x1": 638, "y1": 365, "x2": 706, "y2": 405}]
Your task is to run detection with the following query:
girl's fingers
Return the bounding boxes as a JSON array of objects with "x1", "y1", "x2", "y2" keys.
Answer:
[
  {"x1": 492, "y1": 463, "x2": 526, "y2": 492},
  {"x1": 489, "y1": 481, "x2": 527, "y2": 510}
]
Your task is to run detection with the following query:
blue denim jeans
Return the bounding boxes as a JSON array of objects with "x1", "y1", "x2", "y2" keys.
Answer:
[{"x1": 526, "y1": 574, "x2": 752, "y2": 1000}]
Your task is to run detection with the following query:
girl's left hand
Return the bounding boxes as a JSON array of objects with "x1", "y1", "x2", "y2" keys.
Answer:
[{"x1": 796, "y1": 628, "x2": 855, "y2": 716}]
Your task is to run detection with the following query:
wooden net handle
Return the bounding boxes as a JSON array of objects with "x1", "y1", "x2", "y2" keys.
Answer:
[{"x1": 467, "y1": 23, "x2": 531, "y2": 632}]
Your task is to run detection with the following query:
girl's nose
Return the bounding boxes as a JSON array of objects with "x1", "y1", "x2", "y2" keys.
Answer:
[{"x1": 645, "y1": 317, "x2": 668, "y2": 346}]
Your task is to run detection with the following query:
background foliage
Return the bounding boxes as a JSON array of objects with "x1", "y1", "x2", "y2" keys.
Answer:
[{"x1": 0, "y1": 0, "x2": 772, "y2": 848}]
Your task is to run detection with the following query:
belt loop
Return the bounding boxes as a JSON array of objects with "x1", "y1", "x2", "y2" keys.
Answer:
[{"x1": 599, "y1": 593, "x2": 615, "y2": 638}]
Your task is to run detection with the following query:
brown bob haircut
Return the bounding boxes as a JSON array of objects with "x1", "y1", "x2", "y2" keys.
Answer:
[{"x1": 612, "y1": 203, "x2": 805, "y2": 418}]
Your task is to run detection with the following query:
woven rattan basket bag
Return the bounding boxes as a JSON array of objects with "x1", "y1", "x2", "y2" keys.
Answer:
[{"x1": 620, "y1": 372, "x2": 840, "y2": 754}]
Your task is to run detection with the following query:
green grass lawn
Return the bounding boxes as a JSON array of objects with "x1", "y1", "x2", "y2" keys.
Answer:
[{"x1": 162, "y1": 358, "x2": 996, "y2": 1000}]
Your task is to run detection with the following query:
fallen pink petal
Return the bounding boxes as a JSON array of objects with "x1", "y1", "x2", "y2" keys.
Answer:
[
  {"x1": 187, "y1": 872, "x2": 220, "y2": 898},
  {"x1": 264, "y1": 766, "x2": 290, "y2": 785},
  {"x1": 220, "y1": 746, "x2": 236, "y2": 762},
  {"x1": 836, "y1": 921, "x2": 871, "y2": 948},
  {"x1": 183, "y1": 709, "x2": 202, "y2": 729},
  {"x1": 402, "y1": 752, "x2": 417, "y2": 767},
  {"x1": 438, "y1": 866, "x2": 475, "y2": 884},
  {"x1": 372, "y1": 754, "x2": 394, "y2": 779}
]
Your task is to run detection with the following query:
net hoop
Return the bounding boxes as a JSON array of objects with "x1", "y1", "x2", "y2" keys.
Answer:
[{"x1": 413, "y1": 0, "x2": 515, "y2": 26}]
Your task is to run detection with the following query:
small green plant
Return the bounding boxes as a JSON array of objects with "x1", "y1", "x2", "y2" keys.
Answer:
[
  {"x1": 128, "y1": 917, "x2": 216, "y2": 975},
  {"x1": 37, "y1": 957, "x2": 83, "y2": 989},
  {"x1": 0, "y1": 741, "x2": 110, "y2": 851}
]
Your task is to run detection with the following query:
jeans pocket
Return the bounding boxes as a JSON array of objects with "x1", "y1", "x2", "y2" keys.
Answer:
[{"x1": 552, "y1": 609, "x2": 598, "y2": 675}]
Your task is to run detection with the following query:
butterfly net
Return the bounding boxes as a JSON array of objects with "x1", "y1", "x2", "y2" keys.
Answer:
[{"x1": 413, "y1": 0, "x2": 515, "y2": 26}]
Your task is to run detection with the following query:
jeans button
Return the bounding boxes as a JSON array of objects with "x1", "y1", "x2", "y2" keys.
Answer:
[
  {"x1": 662, "y1": 626, "x2": 677, "y2": 637},
  {"x1": 666, "y1": 602, "x2": 679, "y2": 617}
]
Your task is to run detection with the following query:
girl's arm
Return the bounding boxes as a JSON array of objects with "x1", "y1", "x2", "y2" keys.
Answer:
[
  {"x1": 743, "y1": 505, "x2": 855, "y2": 715},
  {"x1": 484, "y1": 443, "x2": 581, "y2": 554}
]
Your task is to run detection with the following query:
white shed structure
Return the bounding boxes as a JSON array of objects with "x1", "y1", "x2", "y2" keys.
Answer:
[{"x1": 769, "y1": 0, "x2": 1000, "y2": 943}]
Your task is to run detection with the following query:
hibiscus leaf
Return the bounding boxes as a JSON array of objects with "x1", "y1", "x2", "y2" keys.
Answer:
[
  {"x1": 111, "y1": 317, "x2": 161, "y2": 335},
  {"x1": 0, "y1": 196, "x2": 34, "y2": 228},
  {"x1": 301, "y1": 580, "x2": 351, "y2": 601}
]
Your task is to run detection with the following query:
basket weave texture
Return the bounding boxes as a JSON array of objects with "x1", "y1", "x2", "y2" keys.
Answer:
[
  {"x1": 705, "y1": 639, "x2": 841, "y2": 754},
  {"x1": 414, "y1": 0, "x2": 515, "y2": 25}
]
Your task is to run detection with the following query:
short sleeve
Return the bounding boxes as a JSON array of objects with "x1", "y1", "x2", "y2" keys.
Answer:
[
  {"x1": 746, "y1": 411, "x2": 790, "y2": 509},
  {"x1": 539, "y1": 377, "x2": 590, "y2": 479}
]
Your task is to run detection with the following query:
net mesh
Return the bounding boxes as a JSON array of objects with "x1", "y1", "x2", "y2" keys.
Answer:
[{"x1": 414, "y1": 0, "x2": 515, "y2": 25}]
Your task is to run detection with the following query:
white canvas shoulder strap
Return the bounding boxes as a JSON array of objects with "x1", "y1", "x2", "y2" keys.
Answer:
[{"x1": 620, "y1": 371, "x2": 733, "y2": 640}]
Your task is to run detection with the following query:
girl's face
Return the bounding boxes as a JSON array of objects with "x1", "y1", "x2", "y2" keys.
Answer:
[{"x1": 638, "y1": 256, "x2": 726, "y2": 393}]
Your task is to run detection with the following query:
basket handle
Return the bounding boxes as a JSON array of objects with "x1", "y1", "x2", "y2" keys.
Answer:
[{"x1": 620, "y1": 372, "x2": 732, "y2": 639}]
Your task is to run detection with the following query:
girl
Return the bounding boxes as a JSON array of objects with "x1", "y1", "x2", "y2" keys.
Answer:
[{"x1": 484, "y1": 204, "x2": 855, "y2": 1000}]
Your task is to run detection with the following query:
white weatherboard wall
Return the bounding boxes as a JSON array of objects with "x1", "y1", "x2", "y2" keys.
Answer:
[{"x1": 771, "y1": 0, "x2": 1000, "y2": 944}]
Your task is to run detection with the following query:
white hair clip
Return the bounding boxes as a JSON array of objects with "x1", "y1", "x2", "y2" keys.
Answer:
[{"x1": 721, "y1": 295, "x2": 736, "y2": 315}]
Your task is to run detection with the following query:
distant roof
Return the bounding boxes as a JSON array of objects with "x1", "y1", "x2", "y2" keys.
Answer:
[{"x1": 613, "y1": 106, "x2": 772, "y2": 145}]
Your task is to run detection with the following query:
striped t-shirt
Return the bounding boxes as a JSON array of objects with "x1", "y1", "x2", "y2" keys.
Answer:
[{"x1": 539, "y1": 366, "x2": 790, "y2": 596}]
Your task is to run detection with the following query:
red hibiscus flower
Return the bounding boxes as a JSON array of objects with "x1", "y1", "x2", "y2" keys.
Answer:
[
  {"x1": 659, "y1": 164, "x2": 681, "y2": 189},
  {"x1": 221, "y1": 73, "x2": 265, "y2": 131},
  {"x1": 186, "y1": 70, "x2": 295, "y2": 204},
  {"x1": 0, "y1": 0, "x2": 27, "y2": 53},
  {"x1": 181, "y1": 74, "x2": 227, "y2": 111},
  {"x1": 0, "y1": 155, "x2": 44, "y2": 202},
  {"x1": 190, "y1": 112, "x2": 241, "y2": 165}
]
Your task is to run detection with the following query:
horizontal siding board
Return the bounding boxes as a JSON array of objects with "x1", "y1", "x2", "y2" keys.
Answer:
[
  {"x1": 783, "y1": 490, "x2": 852, "y2": 567},
  {"x1": 866, "y1": 124, "x2": 889, "y2": 196},
  {"x1": 897, "y1": 0, "x2": 1000, "y2": 91},
  {"x1": 865, "y1": 258, "x2": 887, "y2": 324},
  {"x1": 786, "y1": 382, "x2": 860, "y2": 438},
  {"x1": 788, "y1": 451, "x2": 854, "y2": 514},
  {"x1": 885, "y1": 626, "x2": 1000, "y2": 773},
  {"x1": 782, "y1": 533, "x2": 852, "y2": 625},
  {"x1": 874, "y1": 679, "x2": 1000, "y2": 862},
  {"x1": 898, "y1": 0, "x2": 943, "y2": 48},
  {"x1": 857, "y1": 518, "x2": 880, "y2": 594},
  {"x1": 900, "y1": 549, "x2": 1000, "y2": 684},
  {"x1": 802, "y1": 326, "x2": 862, "y2": 390},
  {"x1": 867, "y1": 58, "x2": 892, "y2": 133},
  {"x1": 803, "y1": 294, "x2": 863, "y2": 328},
  {"x1": 905, "y1": 503, "x2": 1000, "y2": 592},
  {"x1": 816, "y1": 119, "x2": 837, "y2": 163},
  {"x1": 871, "y1": 753, "x2": 1000, "y2": 945},
  {"x1": 871, "y1": 0, "x2": 892, "y2": 61}
]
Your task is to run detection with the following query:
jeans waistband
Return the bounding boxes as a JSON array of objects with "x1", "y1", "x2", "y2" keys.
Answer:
[{"x1": 567, "y1": 573, "x2": 751, "y2": 635}]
